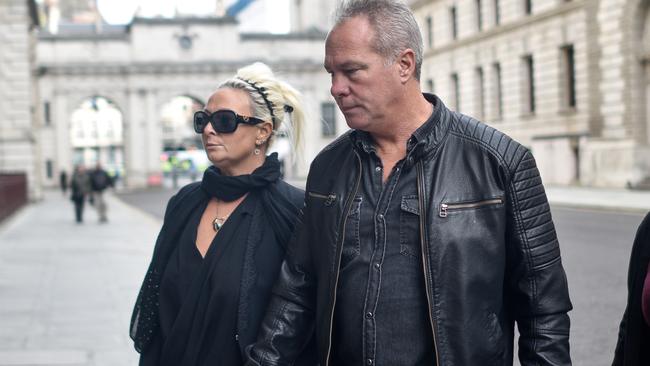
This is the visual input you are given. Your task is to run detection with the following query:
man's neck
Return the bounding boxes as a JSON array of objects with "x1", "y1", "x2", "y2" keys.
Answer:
[{"x1": 371, "y1": 91, "x2": 433, "y2": 158}]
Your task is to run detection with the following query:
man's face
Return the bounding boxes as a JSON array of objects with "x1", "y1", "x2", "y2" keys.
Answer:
[{"x1": 324, "y1": 16, "x2": 401, "y2": 132}]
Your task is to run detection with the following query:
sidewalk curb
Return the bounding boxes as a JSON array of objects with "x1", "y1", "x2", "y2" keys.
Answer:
[{"x1": 548, "y1": 201, "x2": 649, "y2": 215}]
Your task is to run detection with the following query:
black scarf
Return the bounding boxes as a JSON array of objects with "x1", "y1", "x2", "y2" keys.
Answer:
[
  {"x1": 200, "y1": 153, "x2": 282, "y2": 201},
  {"x1": 200, "y1": 153, "x2": 299, "y2": 247}
]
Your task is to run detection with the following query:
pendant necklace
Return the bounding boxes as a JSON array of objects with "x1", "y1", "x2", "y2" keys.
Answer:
[{"x1": 212, "y1": 199, "x2": 229, "y2": 232}]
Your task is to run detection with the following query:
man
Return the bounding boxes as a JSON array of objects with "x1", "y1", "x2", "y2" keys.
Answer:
[
  {"x1": 70, "y1": 164, "x2": 91, "y2": 223},
  {"x1": 90, "y1": 162, "x2": 113, "y2": 223},
  {"x1": 247, "y1": 0, "x2": 572, "y2": 365}
]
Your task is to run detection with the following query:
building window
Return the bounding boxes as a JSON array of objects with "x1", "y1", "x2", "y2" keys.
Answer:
[
  {"x1": 561, "y1": 44, "x2": 576, "y2": 109},
  {"x1": 475, "y1": 67, "x2": 485, "y2": 119},
  {"x1": 476, "y1": 0, "x2": 483, "y2": 31},
  {"x1": 451, "y1": 73, "x2": 460, "y2": 111},
  {"x1": 426, "y1": 78, "x2": 434, "y2": 93},
  {"x1": 522, "y1": 54, "x2": 536, "y2": 114},
  {"x1": 44, "y1": 101, "x2": 51, "y2": 126},
  {"x1": 425, "y1": 15, "x2": 433, "y2": 48},
  {"x1": 321, "y1": 102, "x2": 337, "y2": 137},
  {"x1": 450, "y1": 6, "x2": 458, "y2": 40},
  {"x1": 524, "y1": 0, "x2": 532, "y2": 15},
  {"x1": 492, "y1": 62, "x2": 503, "y2": 120},
  {"x1": 494, "y1": 0, "x2": 500, "y2": 25},
  {"x1": 46, "y1": 160, "x2": 53, "y2": 179}
]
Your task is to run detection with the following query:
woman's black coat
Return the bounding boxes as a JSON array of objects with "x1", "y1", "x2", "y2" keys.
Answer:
[
  {"x1": 613, "y1": 212, "x2": 650, "y2": 366},
  {"x1": 131, "y1": 179, "x2": 315, "y2": 365}
]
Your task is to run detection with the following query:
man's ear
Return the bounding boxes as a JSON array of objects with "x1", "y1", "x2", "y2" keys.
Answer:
[{"x1": 397, "y1": 48, "x2": 417, "y2": 83}]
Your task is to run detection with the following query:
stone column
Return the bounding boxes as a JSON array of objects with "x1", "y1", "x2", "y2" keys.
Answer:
[
  {"x1": 146, "y1": 89, "x2": 163, "y2": 176},
  {"x1": 124, "y1": 89, "x2": 147, "y2": 188},
  {"x1": 54, "y1": 91, "x2": 72, "y2": 176}
]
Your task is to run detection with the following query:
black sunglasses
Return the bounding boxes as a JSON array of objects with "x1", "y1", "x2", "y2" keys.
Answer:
[{"x1": 193, "y1": 109, "x2": 266, "y2": 134}]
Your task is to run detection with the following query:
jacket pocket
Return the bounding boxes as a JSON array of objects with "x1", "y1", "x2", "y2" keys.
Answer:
[
  {"x1": 439, "y1": 197, "x2": 504, "y2": 218},
  {"x1": 400, "y1": 195, "x2": 420, "y2": 259},
  {"x1": 340, "y1": 195, "x2": 362, "y2": 270}
]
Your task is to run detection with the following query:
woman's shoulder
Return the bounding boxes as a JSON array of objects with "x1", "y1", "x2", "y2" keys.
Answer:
[{"x1": 163, "y1": 182, "x2": 204, "y2": 218}]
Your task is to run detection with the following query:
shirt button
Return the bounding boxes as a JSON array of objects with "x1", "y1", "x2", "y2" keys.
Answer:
[
  {"x1": 374, "y1": 262, "x2": 381, "y2": 270},
  {"x1": 375, "y1": 166, "x2": 382, "y2": 172},
  {"x1": 366, "y1": 311, "x2": 373, "y2": 318},
  {"x1": 377, "y1": 214, "x2": 384, "y2": 220},
  {"x1": 367, "y1": 359, "x2": 373, "y2": 365}
]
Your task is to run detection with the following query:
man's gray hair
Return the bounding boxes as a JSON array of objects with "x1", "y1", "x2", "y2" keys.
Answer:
[{"x1": 333, "y1": 0, "x2": 423, "y2": 80}]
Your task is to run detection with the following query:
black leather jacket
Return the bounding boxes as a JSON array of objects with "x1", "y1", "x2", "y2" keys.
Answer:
[{"x1": 248, "y1": 95, "x2": 572, "y2": 366}]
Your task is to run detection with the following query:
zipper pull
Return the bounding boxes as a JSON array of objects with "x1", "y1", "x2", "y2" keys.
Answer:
[
  {"x1": 439, "y1": 204, "x2": 448, "y2": 218},
  {"x1": 325, "y1": 194, "x2": 336, "y2": 206}
]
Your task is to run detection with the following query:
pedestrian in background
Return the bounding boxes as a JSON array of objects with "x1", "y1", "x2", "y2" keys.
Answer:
[
  {"x1": 130, "y1": 62, "x2": 315, "y2": 366},
  {"x1": 59, "y1": 170, "x2": 67, "y2": 196},
  {"x1": 90, "y1": 162, "x2": 113, "y2": 223},
  {"x1": 613, "y1": 211, "x2": 650, "y2": 365},
  {"x1": 70, "y1": 164, "x2": 90, "y2": 223}
]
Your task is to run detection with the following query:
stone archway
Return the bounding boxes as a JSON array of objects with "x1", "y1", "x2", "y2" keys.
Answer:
[
  {"x1": 158, "y1": 95, "x2": 206, "y2": 188},
  {"x1": 69, "y1": 96, "x2": 125, "y2": 178},
  {"x1": 160, "y1": 95, "x2": 205, "y2": 151}
]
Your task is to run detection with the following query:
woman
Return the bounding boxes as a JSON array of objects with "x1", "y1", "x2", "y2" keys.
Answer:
[
  {"x1": 613, "y1": 212, "x2": 650, "y2": 365},
  {"x1": 130, "y1": 63, "x2": 313, "y2": 365}
]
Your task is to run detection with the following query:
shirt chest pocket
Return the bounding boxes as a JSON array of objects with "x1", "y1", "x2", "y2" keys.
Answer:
[{"x1": 400, "y1": 195, "x2": 421, "y2": 259}]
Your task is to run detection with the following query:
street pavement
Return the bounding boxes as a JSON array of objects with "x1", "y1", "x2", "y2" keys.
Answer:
[
  {"x1": 0, "y1": 185, "x2": 648, "y2": 365},
  {"x1": 0, "y1": 191, "x2": 159, "y2": 366}
]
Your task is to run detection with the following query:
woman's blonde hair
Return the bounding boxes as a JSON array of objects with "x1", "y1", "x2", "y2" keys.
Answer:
[{"x1": 218, "y1": 62, "x2": 305, "y2": 154}]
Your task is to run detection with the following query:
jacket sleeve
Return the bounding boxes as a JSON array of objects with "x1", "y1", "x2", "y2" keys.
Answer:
[
  {"x1": 506, "y1": 150, "x2": 573, "y2": 366},
  {"x1": 245, "y1": 209, "x2": 317, "y2": 366},
  {"x1": 612, "y1": 307, "x2": 627, "y2": 366}
]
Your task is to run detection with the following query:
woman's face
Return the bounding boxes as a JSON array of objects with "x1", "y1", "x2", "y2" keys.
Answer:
[{"x1": 202, "y1": 88, "x2": 272, "y2": 175}]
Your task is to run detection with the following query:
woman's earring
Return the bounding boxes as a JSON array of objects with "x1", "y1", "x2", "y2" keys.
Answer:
[{"x1": 254, "y1": 140, "x2": 262, "y2": 155}]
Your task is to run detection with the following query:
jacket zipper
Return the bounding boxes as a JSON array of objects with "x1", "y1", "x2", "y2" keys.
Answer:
[
  {"x1": 439, "y1": 198, "x2": 503, "y2": 218},
  {"x1": 324, "y1": 151, "x2": 363, "y2": 366},
  {"x1": 417, "y1": 162, "x2": 440, "y2": 366},
  {"x1": 308, "y1": 191, "x2": 337, "y2": 206}
]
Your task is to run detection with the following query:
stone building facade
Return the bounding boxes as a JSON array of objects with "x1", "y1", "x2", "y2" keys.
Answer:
[
  {"x1": 32, "y1": 0, "x2": 650, "y2": 190},
  {"x1": 409, "y1": 0, "x2": 650, "y2": 188},
  {"x1": 36, "y1": 3, "x2": 340, "y2": 189},
  {"x1": 0, "y1": 0, "x2": 42, "y2": 200}
]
